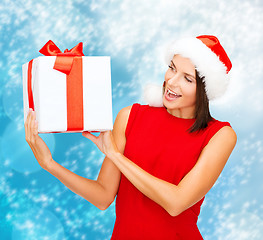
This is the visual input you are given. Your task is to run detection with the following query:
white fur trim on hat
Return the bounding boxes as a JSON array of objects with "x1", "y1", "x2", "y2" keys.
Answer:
[
  {"x1": 164, "y1": 37, "x2": 229, "y2": 100},
  {"x1": 143, "y1": 83, "x2": 164, "y2": 107}
]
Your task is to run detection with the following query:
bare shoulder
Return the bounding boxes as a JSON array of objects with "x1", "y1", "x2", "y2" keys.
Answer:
[
  {"x1": 215, "y1": 126, "x2": 237, "y2": 144},
  {"x1": 112, "y1": 105, "x2": 132, "y2": 137},
  {"x1": 117, "y1": 105, "x2": 132, "y2": 119},
  {"x1": 207, "y1": 125, "x2": 237, "y2": 151},
  {"x1": 113, "y1": 105, "x2": 132, "y2": 130}
]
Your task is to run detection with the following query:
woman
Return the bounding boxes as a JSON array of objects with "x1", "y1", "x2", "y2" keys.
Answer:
[{"x1": 25, "y1": 35, "x2": 237, "y2": 239}]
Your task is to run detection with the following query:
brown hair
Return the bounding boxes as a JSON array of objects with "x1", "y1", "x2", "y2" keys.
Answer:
[{"x1": 162, "y1": 70, "x2": 213, "y2": 133}]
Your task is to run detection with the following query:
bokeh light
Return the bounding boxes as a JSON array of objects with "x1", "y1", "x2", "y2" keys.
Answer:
[
  {"x1": 1, "y1": 121, "x2": 55, "y2": 174},
  {"x1": 11, "y1": 206, "x2": 65, "y2": 240}
]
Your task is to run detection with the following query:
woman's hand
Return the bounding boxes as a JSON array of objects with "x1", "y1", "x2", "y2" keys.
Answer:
[
  {"x1": 25, "y1": 109, "x2": 53, "y2": 171},
  {"x1": 82, "y1": 130, "x2": 120, "y2": 158}
]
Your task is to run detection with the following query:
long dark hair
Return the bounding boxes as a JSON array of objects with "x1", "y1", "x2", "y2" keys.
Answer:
[
  {"x1": 163, "y1": 70, "x2": 213, "y2": 133},
  {"x1": 189, "y1": 70, "x2": 213, "y2": 132}
]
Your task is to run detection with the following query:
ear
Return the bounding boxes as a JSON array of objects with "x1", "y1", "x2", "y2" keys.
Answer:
[{"x1": 143, "y1": 83, "x2": 164, "y2": 107}]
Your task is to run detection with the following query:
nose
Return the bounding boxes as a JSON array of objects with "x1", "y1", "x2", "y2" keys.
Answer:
[{"x1": 166, "y1": 72, "x2": 181, "y2": 87}]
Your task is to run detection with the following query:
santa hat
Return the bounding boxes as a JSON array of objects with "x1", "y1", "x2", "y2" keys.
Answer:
[{"x1": 143, "y1": 35, "x2": 232, "y2": 106}]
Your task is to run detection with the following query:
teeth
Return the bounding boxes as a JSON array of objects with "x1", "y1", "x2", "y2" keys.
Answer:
[{"x1": 167, "y1": 89, "x2": 178, "y2": 96}]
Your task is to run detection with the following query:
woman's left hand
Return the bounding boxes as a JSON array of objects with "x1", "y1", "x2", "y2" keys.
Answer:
[{"x1": 82, "y1": 130, "x2": 120, "y2": 158}]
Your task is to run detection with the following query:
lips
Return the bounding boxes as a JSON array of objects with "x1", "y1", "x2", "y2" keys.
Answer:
[{"x1": 165, "y1": 88, "x2": 182, "y2": 101}]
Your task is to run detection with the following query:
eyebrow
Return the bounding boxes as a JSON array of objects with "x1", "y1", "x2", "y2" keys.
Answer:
[{"x1": 171, "y1": 60, "x2": 196, "y2": 80}]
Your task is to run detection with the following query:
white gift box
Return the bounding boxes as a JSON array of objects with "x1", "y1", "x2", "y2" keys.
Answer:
[{"x1": 22, "y1": 56, "x2": 113, "y2": 133}]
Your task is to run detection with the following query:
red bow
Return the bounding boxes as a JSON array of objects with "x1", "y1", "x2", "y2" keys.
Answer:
[{"x1": 39, "y1": 40, "x2": 84, "y2": 75}]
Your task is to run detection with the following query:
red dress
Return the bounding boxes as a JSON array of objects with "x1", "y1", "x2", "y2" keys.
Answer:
[{"x1": 111, "y1": 104, "x2": 231, "y2": 240}]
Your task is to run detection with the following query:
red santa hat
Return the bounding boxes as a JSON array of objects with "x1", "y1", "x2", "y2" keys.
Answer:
[{"x1": 143, "y1": 35, "x2": 232, "y2": 106}]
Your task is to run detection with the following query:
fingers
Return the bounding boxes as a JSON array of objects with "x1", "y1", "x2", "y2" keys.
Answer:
[
  {"x1": 25, "y1": 110, "x2": 29, "y2": 141},
  {"x1": 33, "y1": 117, "x2": 38, "y2": 136},
  {"x1": 82, "y1": 131, "x2": 92, "y2": 139},
  {"x1": 82, "y1": 131, "x2": 98, "y2": 144},
  {"x1": 25, "y1": 108, "x2": 32, "y2": 143},
  {"x1": 25, "y1": 108, "x2": 38, "y2": 144}
]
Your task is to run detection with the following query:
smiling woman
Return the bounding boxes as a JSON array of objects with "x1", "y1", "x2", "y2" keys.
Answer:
[
  {"x1": 163, "y1": 55, "x2": 197, "y2": 119},
  {"x1": 163, "y1": 55, "x2": 213, "y2": 132},
  {"x1": 25, "y1": 35, "x2": 237, "y2": 240}
]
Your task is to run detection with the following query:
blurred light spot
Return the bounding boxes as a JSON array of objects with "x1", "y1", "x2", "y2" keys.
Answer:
[
  {"x1": 3, "y1": 84, "x2": 24, "y2": 122},
  {"x1": 1, "y1": 121, "x2": 55, "y2": 173},
  {"x1": 12, "y1": 207, "x2": 65, "y2": 240}
]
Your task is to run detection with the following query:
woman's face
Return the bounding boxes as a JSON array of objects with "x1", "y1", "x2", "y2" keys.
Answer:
[{"x1": 163, "y1": 54, "x2": 197, "y2": 119}]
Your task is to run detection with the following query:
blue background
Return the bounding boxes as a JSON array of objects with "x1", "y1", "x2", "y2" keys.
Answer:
[{"x1": 0, "y1": 0, "x2": 263, "y2": 239}]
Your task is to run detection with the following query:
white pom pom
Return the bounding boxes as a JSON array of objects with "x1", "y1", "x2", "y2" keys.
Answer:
[{"x1": 143, "y1": 83, "x2": 164, "y2": 107}]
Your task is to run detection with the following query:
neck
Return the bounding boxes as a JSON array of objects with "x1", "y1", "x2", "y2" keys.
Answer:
[{"x1": 166, "y1": 107, "x2": 195, "y2": 119}]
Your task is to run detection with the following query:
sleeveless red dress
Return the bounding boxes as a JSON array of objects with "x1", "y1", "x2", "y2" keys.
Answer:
[{"x1": 111, "y1": 104, "x2": 231, "y2": 240}]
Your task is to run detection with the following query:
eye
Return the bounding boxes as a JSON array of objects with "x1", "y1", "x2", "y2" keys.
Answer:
[
  {"x1": 185, "y1": 76, "x2": 193, "y2": 83},
  {"x1": 168, "y1": 65, "x2": 176, "y2": 72}
]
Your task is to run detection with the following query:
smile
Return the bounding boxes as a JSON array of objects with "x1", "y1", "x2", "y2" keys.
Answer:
[{"x1": 165, "y1": 88, "x2": 182, "y2": 101}]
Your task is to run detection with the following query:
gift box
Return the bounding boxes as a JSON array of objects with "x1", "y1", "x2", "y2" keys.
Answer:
[{"x1": 22, "y1": 40, "x2": 113, "y2": 133}]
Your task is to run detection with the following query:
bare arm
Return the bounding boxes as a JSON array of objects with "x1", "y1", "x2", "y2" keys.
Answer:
[
  {"x1": 106, "y1": 125, "x2": 237, "y2": 216},
  {"x1": 47, "y1": 162, "x2": 109, "y2": 210},
  {"x1": 94, "y1": 106, "x2": 132, "y2": 208},
  {"x1": 25, "y1": 106, "x2": 131, "y2": 210}
]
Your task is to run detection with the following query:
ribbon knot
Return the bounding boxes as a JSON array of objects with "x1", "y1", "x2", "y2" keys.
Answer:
[{"x1": 39, "y1": 40, "x2": 84, "y2": 75}]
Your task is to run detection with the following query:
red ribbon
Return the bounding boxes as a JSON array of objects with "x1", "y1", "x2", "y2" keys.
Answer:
[
  {"x1": 27, "y1": 59, "x2": 34, "y2": 111},
  {"x1": 27, "y1": 40, "x2": 84, "y2": 131},
  {"x1": 39, "y1": 40, "x2": 84, "y2": 75}
]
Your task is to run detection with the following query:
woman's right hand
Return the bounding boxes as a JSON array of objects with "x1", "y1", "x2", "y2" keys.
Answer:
[{"x1": 25, "y1": 109, "x2": 53, "y2": 171}]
